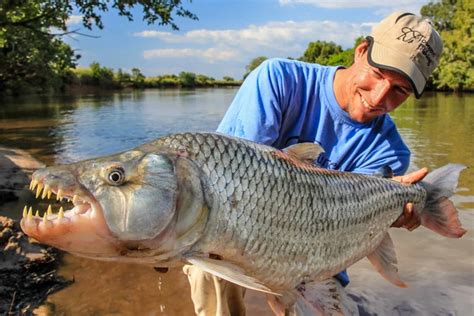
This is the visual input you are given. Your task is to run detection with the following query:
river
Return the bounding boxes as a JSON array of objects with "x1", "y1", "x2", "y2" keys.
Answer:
[{"x1": 1, "y1": 89, "x2": 473, "y2": 315}]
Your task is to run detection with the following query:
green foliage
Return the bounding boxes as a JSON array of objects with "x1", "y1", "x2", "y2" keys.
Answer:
[
  {"x1": 0, "y1": 1, "x2": 77, "y2": 94},
  {"x1": 179, "y1": 71, "x2": 197, "y2": 87},
  {"x1": 131, "y1": 68, "x2": 145, "y2": 88},
  {"x1": 326, "y1": 36, "x2": 365, "y2": 67},
  {"x1": 244, "y1": 56, "x2": 268, "y2": 79},
  {"x1": 421, "y1": 0, "x2": 473, "y2": 91},
  {"x1": 299, "y1": 41, "x2": 343, "y2": 65},
  {"x1": 90, "y1": 62, "x2": 116, "y2": 88},
  {"x1": 0, "y1": 0, "x2": 197, "y2": 96}
]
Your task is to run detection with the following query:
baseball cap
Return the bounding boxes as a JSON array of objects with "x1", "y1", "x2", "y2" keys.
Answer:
[{"x1": 366, "y1": 12, "x2": 443, "y2": 98}]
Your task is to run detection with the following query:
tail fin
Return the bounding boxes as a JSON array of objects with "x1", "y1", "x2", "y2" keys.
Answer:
[{"x1": 420, "y1": 164, "x2": 467, "y2": 238}]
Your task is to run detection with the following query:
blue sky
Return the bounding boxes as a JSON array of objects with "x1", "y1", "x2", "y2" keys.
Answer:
[{"x1": 65, "y1": 0, "x2": 427, "y2": 80}]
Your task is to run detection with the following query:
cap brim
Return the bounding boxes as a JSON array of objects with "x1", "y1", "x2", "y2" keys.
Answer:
[{"x1": 367, "y1": 37, "x2": 425, "y2": 98}]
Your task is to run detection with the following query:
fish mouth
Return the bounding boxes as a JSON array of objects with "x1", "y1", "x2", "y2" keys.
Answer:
[
  {"x1": 20, "y1": 169, "x2": 120, "y2": 257},
  {"x1": 21, "y1": 177, "x2": 100, "y2": 228}
]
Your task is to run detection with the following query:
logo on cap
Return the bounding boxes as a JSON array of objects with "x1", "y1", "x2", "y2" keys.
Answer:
[{"x1": 397, "y1": 27, "x2": 437, "y2": 67}]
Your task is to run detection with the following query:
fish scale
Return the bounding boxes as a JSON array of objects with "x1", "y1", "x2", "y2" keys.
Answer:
[{"x1": 152, "y1": 132, "x2": 426, "y2": 290}]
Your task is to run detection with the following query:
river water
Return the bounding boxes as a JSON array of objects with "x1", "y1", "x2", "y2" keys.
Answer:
[{"x1": 0, "y1": 89, "x2": 473, "y2": 315}]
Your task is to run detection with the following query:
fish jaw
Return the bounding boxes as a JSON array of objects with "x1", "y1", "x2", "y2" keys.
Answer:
[{"x1": 20, "y1": 167, "x2": 122, "y2": 257}]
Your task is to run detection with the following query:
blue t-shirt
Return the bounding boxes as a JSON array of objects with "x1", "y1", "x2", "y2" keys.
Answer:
[
  {"x1": 217, "y1": 58, "x2": 410, "y2": 176},
  {"x1": 217, "y1": 58, "x2": 411, "y2": 286}
]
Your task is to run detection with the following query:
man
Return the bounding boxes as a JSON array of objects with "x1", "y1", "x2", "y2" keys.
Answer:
[{"x1": 183, "y1": 11, "x2": 443, "y2": 315}]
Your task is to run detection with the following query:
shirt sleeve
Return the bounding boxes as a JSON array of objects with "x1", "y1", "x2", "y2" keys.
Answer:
[
  {"x1": 351, "y1": 134, "x2": 410, "y2": 176},
  {"x1": 217, "y1": 59, "x2": 287, "y2": 145}
]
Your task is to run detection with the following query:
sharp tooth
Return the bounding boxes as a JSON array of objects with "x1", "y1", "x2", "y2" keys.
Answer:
[
  {"x1": 47, "y1": 189, "x2": 52, "y2": 199},
  {"x1": 43, "y1": 212, "x2": 47, "y2": 224},
  {"x1": 47, "y1": 205, "x2": 53, "y2": 215},
  {"x1": 57, "y1": 189, "x2": 63, "y2": 201},
  {"x1": 58, "y1": 207, "x2": 64, "y2": 220},
  {"x1": 42, "y1": 185, "x2": 50, "y2": 199},
  {"x1": 72, "y1": 195, "x2": 79, "y2": 204},
  {"x1": 23, "y1": 206, "x2": 27, "y2": 218},
  {"x1": 35, "y1": 210, "x2": 40, "y2": 217},
  {"x1": 29, "y1": 180, "x2": 33, "y2": 190},
  {"x1": 31, "y1": 179, "x2": 38, "y2": 192},
  {"x1": 27, "y1": 208, "x2": 33, "y2": 220},
  {"x1": 36, "y1": 183, "x2": 44, "y2": 199},
  {"x1": 28, "y1": 206, "x2": 33, "y2": 215}
]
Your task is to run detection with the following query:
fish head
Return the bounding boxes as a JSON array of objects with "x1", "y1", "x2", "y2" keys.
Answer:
[{"x1": 20, "y1": 148, "x2": 207, "y2": 263}]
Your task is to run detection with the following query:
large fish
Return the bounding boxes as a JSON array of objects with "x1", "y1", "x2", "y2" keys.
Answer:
[{"x1": 20, "y1": 132, "x2": 466, "y2": 311}]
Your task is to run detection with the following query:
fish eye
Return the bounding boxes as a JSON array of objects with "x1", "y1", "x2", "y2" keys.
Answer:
[{"x1": 107, "y1": 168, "x2": 125, "y2": 185}]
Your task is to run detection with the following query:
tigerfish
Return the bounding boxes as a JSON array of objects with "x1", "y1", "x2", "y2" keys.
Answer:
[{"x1": 20, "y1": 132, "x2": 466, "y2": 310}]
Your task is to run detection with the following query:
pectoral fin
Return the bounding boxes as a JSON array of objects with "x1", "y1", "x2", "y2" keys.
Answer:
[
  {"x1": 367, "y1": 233, "x2": 407, "y2": 288},
  {"x1": 186, "y1": 256, "x2": 279, "y2": 295}
]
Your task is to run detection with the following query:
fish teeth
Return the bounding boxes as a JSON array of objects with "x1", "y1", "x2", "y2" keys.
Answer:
[
  {"x1": 58, "y1": 207, "x2": 64, "y2": 220},
  {"x1": 35, "y1": 183, "x2": 44, "y2": 199},
  {"x1": 27, "y1": 208, "x2": 33, "y2": 220},
  {"x1": 22, "y1": 206, "x2": 27, "y2": 218},
  {"x1": 41, "y1": 185, "x2": 50, "y2": 199},
  {"x1": 42, "y1": 212, "x2": 47, "y2": 224},
  {"x1": 35, "y1": 210, "x2": 40, "y2": 217},
  {"x1": 72, "y1": 194, "x2": 79, "y2": 204},
  {"x1": 57, "y1": 189, "x2": 63, "y2": 201},
  {"x1": 47, "y1": 205, "x2": 53, "y2": 216},
  {"x1": 30, "y1": 179, "x2": 38, "y2": 191}
]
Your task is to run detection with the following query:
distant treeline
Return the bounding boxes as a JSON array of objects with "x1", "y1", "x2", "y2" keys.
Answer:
[{"x1": 71, "y1": 63, "x2": 241, "y2": 90}]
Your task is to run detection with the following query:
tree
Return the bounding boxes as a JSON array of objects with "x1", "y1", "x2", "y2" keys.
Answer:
[
  {"x1": 421, "y1": 0, "x2": 473, "y2": 91},
  {"x1": 90, "y1": 62, "x2": 115, "y2": 87},
  {"x1": 326, "y1": 36, "x2": 365, "y2": 67},
  {"x1": 299, "y1": 41, "x2": 343, "y2": 65},
  {"x1": 0, "y1": 1, "x2": 196, "y2": 95},
  {"x1": 244, "y1": 56, "x2": 268, "y2": 79},
  {"x1": 179, "y1": 71, "x2": 196, "y2": 87},
  {"x1": 131, "y1": 68, "x2": 145, "y2": 88}
]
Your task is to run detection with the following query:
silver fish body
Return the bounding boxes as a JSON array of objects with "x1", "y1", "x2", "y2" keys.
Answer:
[
  {"x1": 150, "y1": 133, "x2": 426, "y2": 290},
  {"x1": 21, "y1": 132, "x2": 466, "y2": 294}
]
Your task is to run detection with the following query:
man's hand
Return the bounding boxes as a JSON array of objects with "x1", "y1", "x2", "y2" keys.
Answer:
[{"x1": 391, "y1": 168, "x2": 428, "y2": 230}]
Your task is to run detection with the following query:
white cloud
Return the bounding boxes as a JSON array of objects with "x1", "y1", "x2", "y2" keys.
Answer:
[
  {"x1": 144, "y1": 48, "x2": 238, "y2": 61},
  {"x1": 66, "y1": 15, "x2": 83, "y2": 26},
  {"x1": 137, "y1": 19, "x2": 371, "y2": 60},
  {"x1": 279, "y1": 0, "x2": 425, "y2": 11},
  {"x1": 137, "y1": 19, "x2": 373, "y2": 78}
]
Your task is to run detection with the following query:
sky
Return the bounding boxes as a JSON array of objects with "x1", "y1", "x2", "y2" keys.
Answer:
[{"x1": 65, "y1": 0, "x2": 427, "y2": 80}]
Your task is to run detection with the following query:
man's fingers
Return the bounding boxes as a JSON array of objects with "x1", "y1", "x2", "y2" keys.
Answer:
[{"x1": 394, "y1": 167, "x2": 429, "y2": 184}]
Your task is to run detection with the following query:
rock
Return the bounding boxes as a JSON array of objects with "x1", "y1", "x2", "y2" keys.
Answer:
[{"x1": 0, "y1": 216, "x2": 72, "y2": 314}]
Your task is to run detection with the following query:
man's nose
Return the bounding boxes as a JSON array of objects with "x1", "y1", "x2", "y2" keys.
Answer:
[{"x1": 371, "y1": 78, "x2": 391, "y2": 107}]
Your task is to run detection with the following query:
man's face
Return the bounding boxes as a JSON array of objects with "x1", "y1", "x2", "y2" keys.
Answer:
[{"x1": 346, "y1": 50, "x2": 412, "y2": 123}]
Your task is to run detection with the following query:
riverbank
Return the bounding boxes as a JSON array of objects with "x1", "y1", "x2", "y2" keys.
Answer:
[{"x1": 0, "y1": 147, "x2": 71, "y2": 314}]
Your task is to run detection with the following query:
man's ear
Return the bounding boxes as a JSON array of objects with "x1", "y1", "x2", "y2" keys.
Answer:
[{"x1": 354, "y1": 41, "x2": 369, "y2": 62}]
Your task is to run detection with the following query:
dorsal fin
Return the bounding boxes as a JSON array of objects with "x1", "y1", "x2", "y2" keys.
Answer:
[{"x1": 283, "y1": 143, "x2": 325, "y2": 164}]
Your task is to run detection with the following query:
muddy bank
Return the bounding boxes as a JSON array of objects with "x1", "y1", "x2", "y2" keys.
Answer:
[
  {"x1": 0, "y1": 216, "x2": 72, "y2": 315},
  {"x1": 0, "y1": 147, "x2": 44, "y2": 206},
  {"x1": 0, "y1": 148, "x2": 71, "y2": 314}
]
